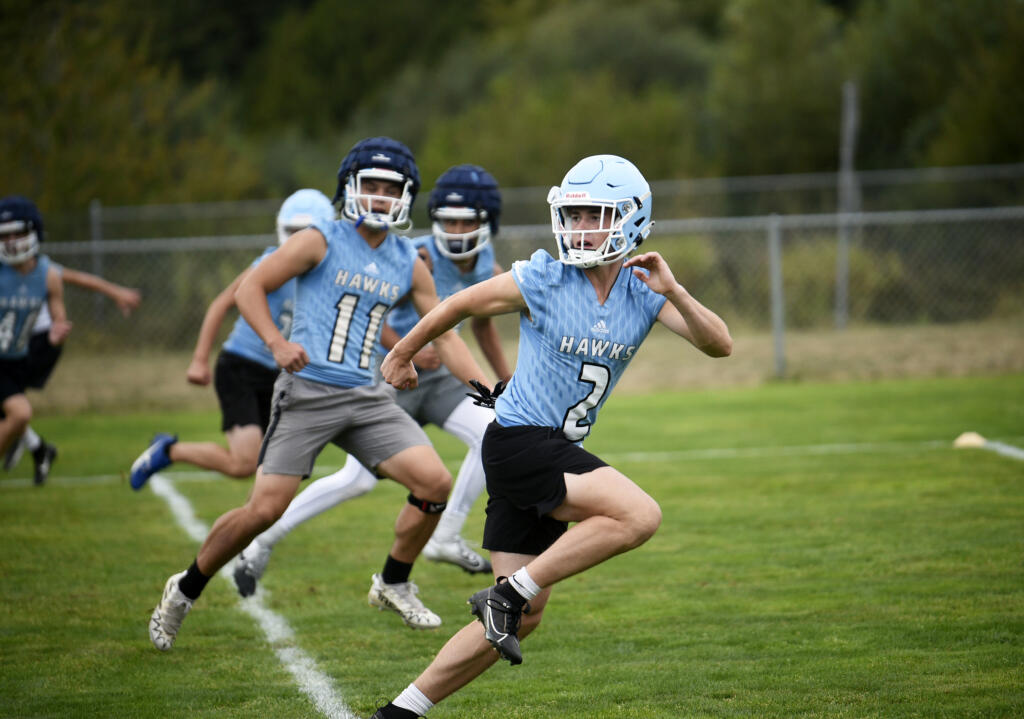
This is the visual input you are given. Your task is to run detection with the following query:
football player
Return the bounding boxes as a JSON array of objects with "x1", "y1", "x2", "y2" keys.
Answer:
[
  {"x1": 4, "y1": 262, "x2": 141, "y2": 483},
  {"x1": 369, "y1": 155, "x2": 732, "y2": 719},
  {"x1": 0, "y1": 196, "x2": 71, "y2": 485},
  {"x1": 128, "y1": 189, "x2": 335, "y2": 488},
  {"x1": 147, "y1": 138, "x2": 496, "y2": 651},
  {"x1": 233, "y1": 164, "x2": 512, "y2": 595}
]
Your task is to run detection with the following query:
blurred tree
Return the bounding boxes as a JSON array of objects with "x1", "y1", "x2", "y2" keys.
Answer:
[
  {"x1": 923, "y1": 2, "x2": 1024, "y2": 166},
  {"x1": 108, "y1": 0, "x2": 313, "y2": 83},
  {"x1": 847, "y1": 0, "x2": 1020, "y2": 168},
  {"x1": 0, "y1": 4, "x2": 265, "y2": 212},
  {"x1": 238, "y1": 0, "x2": 487, "y2": 134},
  {"x1": 348, "y1": 0, "x2": 716, "y2": 188},
  {"x1": 706, "y1": 0, "x2": 844, "y2": 177}
]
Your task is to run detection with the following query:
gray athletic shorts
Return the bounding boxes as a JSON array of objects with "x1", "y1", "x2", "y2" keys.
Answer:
[
  {"x1": 258, "y1": 373, "x2": 431, "y2": 479},
  {"x1": 393, "y1": 366, "x2": 467, "y2": 427}
]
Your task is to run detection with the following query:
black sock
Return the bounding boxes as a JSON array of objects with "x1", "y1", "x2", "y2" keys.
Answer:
[
  {"x1": 376, "y1": 703, "x2": 420, "y2": 719},
  {"x1": 495, "y1": 578, "x2": 528, "y2": 610},
  {"x1": 177, "y1": 559, "x2": 211, "y2": 601},
  {"x1": 381, "y1": 555, "x2": 412, "y2": 585}
]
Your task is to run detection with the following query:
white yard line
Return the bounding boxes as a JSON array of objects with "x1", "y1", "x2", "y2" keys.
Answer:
[
  {"x1": 980, "y1": 440, "x2": 1024, "y2": 462},
  {"x1": 149, "y1": 474, "x2": 357, "y2": 719},
  {"x1": 4, "y1": 436, "x2": 1023, "y2": 491}
]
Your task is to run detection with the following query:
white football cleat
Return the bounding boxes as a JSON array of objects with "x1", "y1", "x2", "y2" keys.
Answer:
[
  {"x1": 423, "y1": 534, "x2": 492, "y2": 574},
  {"x1": 367, "y1": 573, "x2": 442, "y2": 629},
  {"x1": 149, "y1": 571, "x2": 193, "y2": 651},
  {"x1": 233, "y1": 539, "x2": 273, "y2": 597}
]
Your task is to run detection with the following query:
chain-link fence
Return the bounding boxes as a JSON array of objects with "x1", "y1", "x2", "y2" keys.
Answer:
[{"x1": 36, "y1": 165, "x2": 1024, "y2": 400}]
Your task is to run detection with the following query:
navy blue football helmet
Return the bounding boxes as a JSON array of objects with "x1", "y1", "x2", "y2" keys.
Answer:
[
  {"x1": 334, "y1": 137, "x2": 420, "y2": 231},
  {"x1": 0, "y1": 195, "x2": 44, "y2": 265},
  {"x1": 428, "y1": 164, "x2": 502, "y2": 260}
]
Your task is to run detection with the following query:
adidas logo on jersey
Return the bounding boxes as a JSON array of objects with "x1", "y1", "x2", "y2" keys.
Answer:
[
  {"x1": 364, "y1": 262, "x2": 381, "y2": 275},
  {"x1": 590, "y1": 319, "x2": 610, "y2": 334}
]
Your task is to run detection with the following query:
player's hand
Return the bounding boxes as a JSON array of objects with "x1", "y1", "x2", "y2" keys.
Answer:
[
  {"x1": 411, "y1": 345, "x2": 441, "y2": 371},
  {"x1": 48, "y1": 320, "x2": 72, "y2": 346},
  {"x1": 186, "y1": 358, "x2": 211, "y2": 386},
  {"x1": 381, "y1": 349, "x2": 419, "y2": 390},
  {"x1": 272, "y1": 340, "x2": 309, "y2": 373},
  {"x1": 624, "y1": 252, "x2": 679, "y2": 296},
  {"x1": 114, "y1": 287, "x2": 142, "y2": 317}
]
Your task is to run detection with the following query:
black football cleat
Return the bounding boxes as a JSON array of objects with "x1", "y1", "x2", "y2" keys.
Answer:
[{"x1": 468, "y1": 579, "x2": 525, "y2": 665}]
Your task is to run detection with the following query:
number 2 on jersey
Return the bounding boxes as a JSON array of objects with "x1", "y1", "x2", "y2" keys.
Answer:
[{"x1": 562, "y1": 362, "x2": 611, "y2": 441}]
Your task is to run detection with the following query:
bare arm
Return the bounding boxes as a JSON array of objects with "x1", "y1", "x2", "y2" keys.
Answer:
[
  {"x1": 60, "y1": 267, "x2": 141, "y2": 317},
  {"x1": 186, "y1": 269, "x2": 248, "y2": 386},
  {"x1": 45, "y1": 266, "x2": 71, "y2": 345},
  {"x1": 382, "y1": 271, "x2": 525, "y2": 390},
  {"x1": 624, "y1": 252, "x2": 732, "y2": 357},
  {"x1": 235, "y1": 228, "x2": 325, "y2": 372}
]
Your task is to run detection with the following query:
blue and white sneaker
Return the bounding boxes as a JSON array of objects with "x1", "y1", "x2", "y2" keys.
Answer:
[{"x1": 130, "y1": 433, "x2": 177, "y2": 490}]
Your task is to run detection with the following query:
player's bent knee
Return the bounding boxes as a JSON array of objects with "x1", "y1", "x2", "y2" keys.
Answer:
[
  {"x1": 628, "y1": 497, "x2": 662, "y2": 547},
  {"x1": 407, "y1": 469, "x2": 451, "y2": 504}
]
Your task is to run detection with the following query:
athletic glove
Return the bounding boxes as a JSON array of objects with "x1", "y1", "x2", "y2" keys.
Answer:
[{"x1": 466, "y1": 379, "x2": 506, "y2": 409}]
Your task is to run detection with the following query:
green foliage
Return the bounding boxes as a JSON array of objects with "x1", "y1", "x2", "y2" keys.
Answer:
[
  {"x1": 0, "y1": 4, "x2": 265, "y2": 211},
  {"x1": 1, "y1": 0, "x2": 1020, "y2": 211},
  {"x1": 708, "y1": 0, "x2": 845, "y2": 176},
  {"x1": 847, "y1": 0, "x2": 1023, "y2": 168}
]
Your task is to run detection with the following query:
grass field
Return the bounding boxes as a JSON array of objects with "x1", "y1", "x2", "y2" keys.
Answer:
[{"x1": 1, "y1": 375, "x2": 1022, "y2": 718}]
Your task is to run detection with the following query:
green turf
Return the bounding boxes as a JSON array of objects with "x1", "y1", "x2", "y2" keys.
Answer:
[{"x1": 1, "y1": 375, "x2": 1022, "y2": 718}]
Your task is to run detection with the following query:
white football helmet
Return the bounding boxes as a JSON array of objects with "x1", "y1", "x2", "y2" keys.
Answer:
[
  {"x1": 276, "y1": 189, "x2": 335, "y2": 245},
  {"x1": 548, "y1": 155, "x2": 653, "y2": 268}
]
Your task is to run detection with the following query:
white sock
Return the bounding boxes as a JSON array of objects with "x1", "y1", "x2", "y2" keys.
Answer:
[
  {"x1": 509, "y1": 567, "x2": 541, "y2": 600},
  {"x1": 24, "y1": 427, "x2": 41, "y2": 452},
  {"x1": 394, "y1": 683, "x2": 434, "y2": 716},
  {"x1": 431, "y1": 509, "x2": 468, "y2": 543}
]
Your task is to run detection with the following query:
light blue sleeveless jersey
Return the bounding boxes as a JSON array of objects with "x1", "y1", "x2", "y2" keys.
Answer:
[
  {"x1": 222, "y1": 246, "x2": 296, "y2": 371},
  {"x1": 386, "y1": 235, "x2": 496, "y2": 338},
  {"x1": 0, "y1": 255, "x2": 51, "y2": 359},
  {"x1": 291, "y1": 220, "x2": 418, "y2": 388},
  {"x1": 495, "y1": 250, "x2": 666, "y2": 442}
]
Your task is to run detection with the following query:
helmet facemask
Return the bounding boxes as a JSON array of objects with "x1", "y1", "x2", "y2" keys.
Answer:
[
  {"x1": 549, "y1": 188, "x2": 650, "y2": 268},
  {"x1": 344, "y1": 168, "x2": 415, "y2": 231},
  {"x1": 0, "y1": 220, "x2": 39, "y2": 265},
  {"x1": 431, "y1": 206, "x2": 492, "y2": 260}
]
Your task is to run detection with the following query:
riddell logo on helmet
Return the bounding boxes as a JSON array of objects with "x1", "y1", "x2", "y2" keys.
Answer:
[
  {"x1": 563, "y1": 192, "x2": 590, "y2": 200},
  {"x1": 445, "y1": 192, "x2": 464, "y2": 203},
  {"x1": 371, "y1": 153, "x2": 392, "y2": 163}
]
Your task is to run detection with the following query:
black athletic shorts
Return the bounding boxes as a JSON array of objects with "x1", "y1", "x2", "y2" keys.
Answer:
[
  {"x1": 481, "y1": 421, "x2": 608, "y2": 556},
  {"x1": 214, "y1": 351, "x2": 280, "y2": 433},
  {"x1": 26, "y1": 332, "x2": 63, "y2": 389},
  {"x1": 0, "y1": 356, "x2": 31, "y2": 404}
]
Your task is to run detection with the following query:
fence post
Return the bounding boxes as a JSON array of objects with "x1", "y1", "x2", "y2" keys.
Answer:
[
  {"x1": 768, "y1": 214, "x2": 786, "y2": 379},
  {"x1": 835, "y1": 79, "x2": 861, "y2": 329}
]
